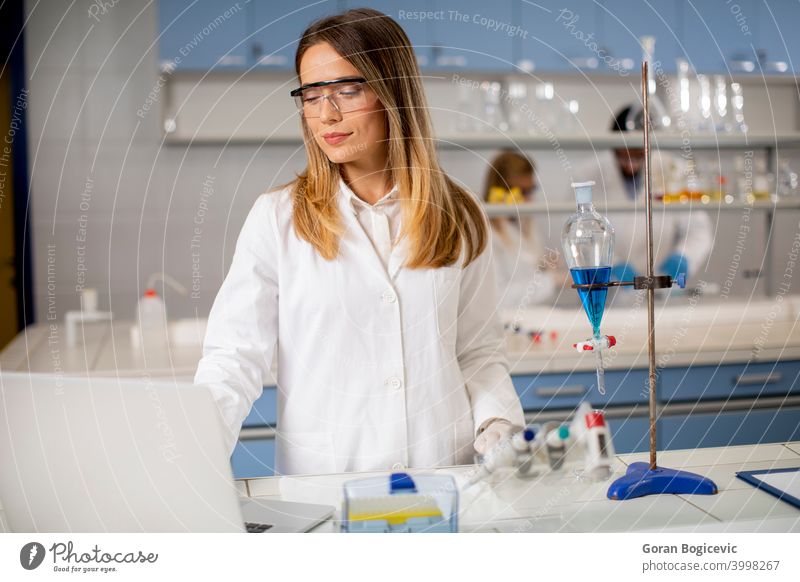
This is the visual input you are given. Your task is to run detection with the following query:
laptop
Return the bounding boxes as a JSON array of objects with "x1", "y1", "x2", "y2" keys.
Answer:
[{"x1": 0, "y1": 372, "x2": 334, "y2": 532}]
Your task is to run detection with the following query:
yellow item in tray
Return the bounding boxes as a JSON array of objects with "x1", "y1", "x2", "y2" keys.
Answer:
[
  {"x1": 341, "y1": 472, "x2": 458, "y2": 533},
  {"x1": 348, "y1": 495, "x2": 443, "y2": 525}
]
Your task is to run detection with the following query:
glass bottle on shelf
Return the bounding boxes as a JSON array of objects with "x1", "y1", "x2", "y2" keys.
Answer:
[
  {"x1": 729, "y1": 82, "x2": 748, "y2": 133},
  {"x1": 681, "y1": 158, "x2": 706, "y2": 202},
  {"x1": 506, "y1": 80, "x2": 528, "y2": 134},
  {"x1": 735, "y1": 155, "x2": 751, "y2": 203},
  {"x1": 640, "y1": 36, "x2": 671, "y2": 130},
  {"x1": 751, "y1": 157, "x2": 775, "y2": 203},
  {"x1": 777, "y1": 161, "x2": 799, "y2": 198},
  {"x1": 481, "y1": 81, "x2": 508, "y2": 133},
  {"x1": 533, "y1": 82, "x2": 556, "y2": 134},
  {"x1": 662, "y1": 159, "x2": 683, "y2": 204},
  {"x1": 704, "y1": 162, "x2": 730, "y2": 204},
  {"x1": 455, "y1": 81, "x2": 479, "y2": 134},
  {"x1": 695, "y1": 74, "x2": 713, "y2": 132},
  {"x1": 713, "y1": 75, "x2": 731, "y2": 132},
  {"x1": 676, "y1": 58, "x2": 692, "y2": 119}
]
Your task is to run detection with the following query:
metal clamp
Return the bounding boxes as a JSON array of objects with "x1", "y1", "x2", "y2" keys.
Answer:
[{"x1": 571, "y1": 272, "x2": 686, "y2": 291}]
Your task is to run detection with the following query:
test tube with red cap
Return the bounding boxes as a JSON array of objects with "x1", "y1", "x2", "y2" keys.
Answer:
[{"x1": 583, "y1": 410, "x2": 615, "y2": 480}]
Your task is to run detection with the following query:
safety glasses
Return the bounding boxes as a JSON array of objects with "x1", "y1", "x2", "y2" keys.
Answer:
[{"x1": 290, "y1": 77, "x2": 372, "y2": 118}]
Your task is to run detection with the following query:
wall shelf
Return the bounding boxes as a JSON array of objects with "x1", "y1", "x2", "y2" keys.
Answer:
[
  {"x1": 165, "y1": 132, "x2": 800, "y2": 149},
  {"x1": 435, "y1": 133, "x2": 800, "y2": 150},
  {"x1": 483, "y1": 199, "x2": 800, "y2": 216}
]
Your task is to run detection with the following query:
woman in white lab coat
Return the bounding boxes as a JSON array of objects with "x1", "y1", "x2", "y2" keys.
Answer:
[
  {"x1": 194, "y1": 8, "x2": 524, "y2": 476},
  {"x1": 483, "y1": 150, "x2": 560, "y2": 312},
  {"x1": 579, "y1": 105, "x2": 713, "y2": 282}
]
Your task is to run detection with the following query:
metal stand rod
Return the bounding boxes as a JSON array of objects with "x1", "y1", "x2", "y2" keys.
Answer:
[
  {"x1": 643, "y1": 61, "x2": 658, "y2": 471},
  {"x1": 605, "y1": 61, "x2": 718, "y2": 500}
]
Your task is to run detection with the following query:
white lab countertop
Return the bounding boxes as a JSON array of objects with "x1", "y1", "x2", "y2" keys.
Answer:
[
  {"x1": 3, "y1": 298, "x2": 800, "y2": 379},
  {"x1": 1, "y1": 441, "x2": 797, "y2": 533},
  {"x1": 238, "y1": 441, "x2": 800, "y2": 533}
]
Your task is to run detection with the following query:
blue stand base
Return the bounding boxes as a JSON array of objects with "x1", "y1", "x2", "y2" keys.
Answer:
[{"x1": 607, "y1": 462, "x2": 718, "y2": 500}]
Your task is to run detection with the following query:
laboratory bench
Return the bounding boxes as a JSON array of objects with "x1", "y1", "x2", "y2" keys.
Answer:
[
  {"x1": 205, "y1": 442, "x2": 800, "y2": 533},
  {"x1": 2, "y1": 297, "x2": 800, "y2": 479},
  {"x1": 1, "y1": 441, "x2": 798, "y2": 533}
]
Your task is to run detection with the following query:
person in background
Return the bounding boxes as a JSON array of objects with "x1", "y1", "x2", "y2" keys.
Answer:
[
  {"x1": 483, "y1": 150, "x2": 560, "y2": 312},
  {"x1": 578, "y1": 105, "x2": 713, "y2": 285}
]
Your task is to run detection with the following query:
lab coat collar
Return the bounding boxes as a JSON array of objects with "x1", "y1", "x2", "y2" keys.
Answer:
[
  {"x1": 339, "y1": 176, "x2": 399, "y2": 214},
  {"x1": 337, "y1": 175, "x2": 407, "y2": 282}
]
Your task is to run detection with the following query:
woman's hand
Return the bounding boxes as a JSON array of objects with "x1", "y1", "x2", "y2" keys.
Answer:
[{"x1": 473, "y1": 418, "x2": 515, "y2": 455}]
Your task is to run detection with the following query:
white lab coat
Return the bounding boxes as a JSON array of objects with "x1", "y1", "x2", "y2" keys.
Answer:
[
  {"x1": 194, "y1": 177, "x2": 525, "y2": 475},
  {"x1": 578, "y1": 150, "x2": 713, "y2": 277}
]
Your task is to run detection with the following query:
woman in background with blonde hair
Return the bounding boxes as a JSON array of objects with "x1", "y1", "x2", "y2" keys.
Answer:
[
  {"x1": 195, "y1": 8, "x2": 523, "y2": 476},
  {"x1": 484, "y1": 150, "x2": 559, "y2": 313}
]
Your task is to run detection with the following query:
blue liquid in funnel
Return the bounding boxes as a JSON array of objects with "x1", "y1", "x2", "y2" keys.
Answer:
[{"x1": 570, "y1": 266, "x2": 611, "y2": 337}]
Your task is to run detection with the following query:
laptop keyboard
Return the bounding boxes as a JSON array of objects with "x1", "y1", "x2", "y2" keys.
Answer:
[{"x1": 244, "y1": 521, "x2": 273, "y2": 533}]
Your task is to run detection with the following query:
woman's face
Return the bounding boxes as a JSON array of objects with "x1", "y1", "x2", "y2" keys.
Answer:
[
  {"x1": 298, "y1": 42, "x2": 387, "y2": 165},
  {"x1": 508, "y1": 172, "x2": 537, "y2": 200}
]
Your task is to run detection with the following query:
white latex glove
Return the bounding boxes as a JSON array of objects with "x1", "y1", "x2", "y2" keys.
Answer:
[{"x1": 473, "y1": 419, "x2": 514, "y2": 455}]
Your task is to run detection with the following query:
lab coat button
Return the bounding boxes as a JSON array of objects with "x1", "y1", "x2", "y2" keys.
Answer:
[
  {"x1": 381, "y1": 289, "x2": 397, "y2": 303},
  {"x1": 385, "y1": 376, "x2": 402, "y2": 390}
]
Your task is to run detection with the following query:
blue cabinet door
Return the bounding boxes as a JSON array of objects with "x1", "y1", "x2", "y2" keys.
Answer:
[
  {"x1": 518, "y1": 0, "x2": 603, "y2": 72},
  {"x1": 250, "y1": 2, "x2": 342, "y2": 69},
  {"x1": 427, "y1": 0, "x2": 514, "y2": 70},
  {"x1": 608, "y1": 414, "x2": 651, "y2": 453},
  {"x1": 681, "y1": 0, "x2": 759, "y2": 73},
  {"x1": 343, "y1": 0, "x2": 434, "y2": 68},
  {"x1": 231, "y1": 438, "x2": 276, "y2": 479},
  {"x1": 753, "y1": 1, "x2": 800, "y2": 73},
  {"x1": 658, "y1": 360, "x2": 800, "y2": 403},
  {"x1": 598, "y1": 0, "x2": 681, "y2": 74},
  {"x1": 242, "y1": 386, "x2": 278, "y2": 427},
  {"x1": 158, "y1": 0, "x2": 249, "y2": 70},
  {"x1": 513, "y1": 368, "x2": 649, "y2": 411},
  {"x1": 659, "y1": 408, "x2": 800, "y2": 450}
]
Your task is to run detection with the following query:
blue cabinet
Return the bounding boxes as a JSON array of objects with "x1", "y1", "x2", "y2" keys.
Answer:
[
  {"x1": 518, "y1": 0, "x2": 603, "y2": 72},
  {"x1": 597, "y1": 0, "x2": 681, "y2": 74},
  {"x1": 233, "y1": 386, "x2": 277, "y2": 478},
  {"x1": 659, "y1": 408, "x2": 800, "y2": 450},
  {"x1": 231, "y1": 438, "x2": 276, "y2": 478},
  {"x1": 158, "y1": 1, "x2": 798, "y2": 74},
  {"x1": 242, "y1": 386, "x2": 278, "y2": 427},
  {"x1": 658, "y1": 360, "x2": 800, "y2": 403},
  {"x1": 426, "y1": 0, "x2": 513, "y2": 70},
  {"x1": 158, "y1": 0, "x2": 249, "y2": 70},
  {"x1": 250, "y1": 2, "x2": 342, "y2": 69},
  {"x1": 683, "y1": 0, "x2": 799, "y2": 74},
  {"x1": 753, "y1": 1, "x2": 800, "y2": 74},
  {"x1": 513, "y1": 368, "x2": 649, "y2": 411},
  {"x1": 681, "y1": 0, "x2": 759, "y2": 73},
  {"x1": 343, "y1": 0, "x2": 434, "y2": 68},
  {"x1": 608, "y1": 414, "x2": 651, "y2": 453}
]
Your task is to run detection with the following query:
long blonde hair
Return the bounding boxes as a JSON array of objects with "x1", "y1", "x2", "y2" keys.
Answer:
[{"x1": 288, "y1": 8, "x2": 486, "y2": 269}]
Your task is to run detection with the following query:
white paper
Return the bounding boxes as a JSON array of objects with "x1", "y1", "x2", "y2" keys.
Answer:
[{"x1": 756, "y1": 469, "x2": 800, "y2": 500}]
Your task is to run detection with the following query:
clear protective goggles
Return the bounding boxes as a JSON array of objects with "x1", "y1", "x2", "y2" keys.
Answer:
[{"x1": 290, "y1": 76, "x2": 372, "y2": 118}]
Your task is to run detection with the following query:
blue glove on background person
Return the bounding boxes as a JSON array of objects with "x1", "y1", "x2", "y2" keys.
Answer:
[
  {"x1": 611, "y1": 262, "x2": 638, "y2": 283},
  {"x1": 659, "y1": 253, "x2": 688, "y2": 279}
]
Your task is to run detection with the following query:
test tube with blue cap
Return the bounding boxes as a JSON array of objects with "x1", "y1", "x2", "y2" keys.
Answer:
[{"x1": 466, "y1": 426, "x2": 536, "y2": 486}]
